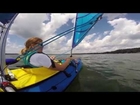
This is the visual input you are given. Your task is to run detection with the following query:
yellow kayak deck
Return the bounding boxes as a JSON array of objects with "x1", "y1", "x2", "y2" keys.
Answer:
[
  {"x1": 0, "y1": 60, "x2": 62, "y2": 91},
  {"x1": 10, "y1": 67, "x2": 59, "y2": 89}
]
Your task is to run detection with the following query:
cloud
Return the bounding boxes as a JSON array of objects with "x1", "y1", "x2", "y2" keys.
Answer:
[
  {"x1": 103, "y1": 13, "x2": 127, "y2": 21},
  {"x1": 6, "y1": 37, "x2": 24, "y2": 53},
  {"x1": 10, "y1": 13, "x2": 47, "y2": 39},
  {"x1": 10, "y1": 13, "x2": 76, "y2": 40},
  {"x1": 103, "y1": 31, "x2": 109, "y2": 35},
  {"x1": 73, "y1": 17, "x2": 140, "y2": 53},
  {"x1": 8, "y1": 13, "x2": 76, "y2": 54},
  {"x1": 6, "y1": 13, "x2": 140, "y2": 54}
]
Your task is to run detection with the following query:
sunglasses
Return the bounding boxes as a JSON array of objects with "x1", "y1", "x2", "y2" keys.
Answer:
[
  {"x1": 34, "y1": 42, "x2": 43, "y2": 47},
  {"x1": 39, "y1": 43, "x2": 43, "y2": 47}
]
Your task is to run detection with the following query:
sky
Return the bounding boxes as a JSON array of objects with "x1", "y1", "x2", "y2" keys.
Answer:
[{"x1": 4, "y1": 13, "x2": 140, "y2": 54}]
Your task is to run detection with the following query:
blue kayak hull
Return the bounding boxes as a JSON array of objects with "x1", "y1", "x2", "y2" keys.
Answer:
[{"x1": 18, "y1": 58, "x2": 83, "y2": 92}]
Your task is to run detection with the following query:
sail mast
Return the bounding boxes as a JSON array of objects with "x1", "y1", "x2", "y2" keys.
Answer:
[{"x1": 70, "y1": 13, "x2": 78, "y2": 57}]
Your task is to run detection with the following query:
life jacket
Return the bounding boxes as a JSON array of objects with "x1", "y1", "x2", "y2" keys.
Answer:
[{"x1": 22, "y1": 51, "x2": 56, "y2": 68}]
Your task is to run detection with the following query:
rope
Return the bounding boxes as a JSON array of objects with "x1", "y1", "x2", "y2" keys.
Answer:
[
  {"x1": 16, "y1": 21, "x2": 87, "y2": 60},
  {"x1": 16, "y1": 13, "x2": 103, "y2": 61}
]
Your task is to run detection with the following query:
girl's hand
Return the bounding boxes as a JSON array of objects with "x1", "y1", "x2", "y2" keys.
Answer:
[{"x1": 50, "y1": 55, "x2": 56, "y2": 60}]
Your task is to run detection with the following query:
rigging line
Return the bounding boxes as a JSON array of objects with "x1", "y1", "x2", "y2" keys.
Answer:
[
  {"x1": 16, "y1": 19, "x2": 92, "y2": 60},
  {"x1": 17, "y1": 13, "x2": 102, "y2": 60},
  {"x1": 26, "y1": 21, "x2": 90, "y2": 53},
  {"x1": 16, "y1": 25, "x2": 77, "y2": 59},
  {"x1": 22, "y1": 13, "x2": 98, "y2": 54},
  {"x1": 35, "y1": 18, "x2": 94, "y2": 50},
  {"x1": 19, "y1": 29, "x2": 73, "y2": 59},
  {"x1": 41, "y1": 13, "x2": 99, "y2": 45}
]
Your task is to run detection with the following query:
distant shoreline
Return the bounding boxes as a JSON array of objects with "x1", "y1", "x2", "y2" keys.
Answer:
[
  {"x1": 6, "y1": 53, "x2": 19, "y2": 55},
  {"x1": 6, "y1": 47, "x2": 140, "y2": 55},
  {"x1": 72, "y1": 47, "x2": 140, "y2": 54}
]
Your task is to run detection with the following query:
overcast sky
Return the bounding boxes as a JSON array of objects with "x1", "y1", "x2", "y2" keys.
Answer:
[{"x1": 5, "y1": 13, "x2": 140, "y2": 54}]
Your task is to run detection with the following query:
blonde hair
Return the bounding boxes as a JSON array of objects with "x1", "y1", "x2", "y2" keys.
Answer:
[{"x1": 21, "y1": 37, "x2": 43, "y2": 55}]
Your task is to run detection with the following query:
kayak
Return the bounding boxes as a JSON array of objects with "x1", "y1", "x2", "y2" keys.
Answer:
[
  {"x1": 0, "y1": 58, "x2": 83, "y2": 92},
  {"x1": 0, "y1": 13, "x2": 102, "y2": 92}
]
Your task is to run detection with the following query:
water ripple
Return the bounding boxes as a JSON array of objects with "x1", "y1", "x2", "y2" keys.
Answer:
[{"x1": 6, "y1": 53, "x2": 140, "y2": 92}]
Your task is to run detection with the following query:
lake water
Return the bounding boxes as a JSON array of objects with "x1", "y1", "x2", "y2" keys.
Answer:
[{"x1": 5, "y1": 53, "x2": 140, "y2": 92}]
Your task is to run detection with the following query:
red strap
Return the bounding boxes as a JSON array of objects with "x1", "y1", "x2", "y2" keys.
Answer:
[{"x1": 2, "y1": 82, "x2": 9, "y2": 87}]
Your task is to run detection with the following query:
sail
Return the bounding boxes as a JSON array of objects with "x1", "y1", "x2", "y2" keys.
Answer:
[
  {"x1": 0, "y1": 13, "x2": 17, "y2": 24},
  {"x1": 72, "y1": 13, "x2": 103, "y2": 48}
]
